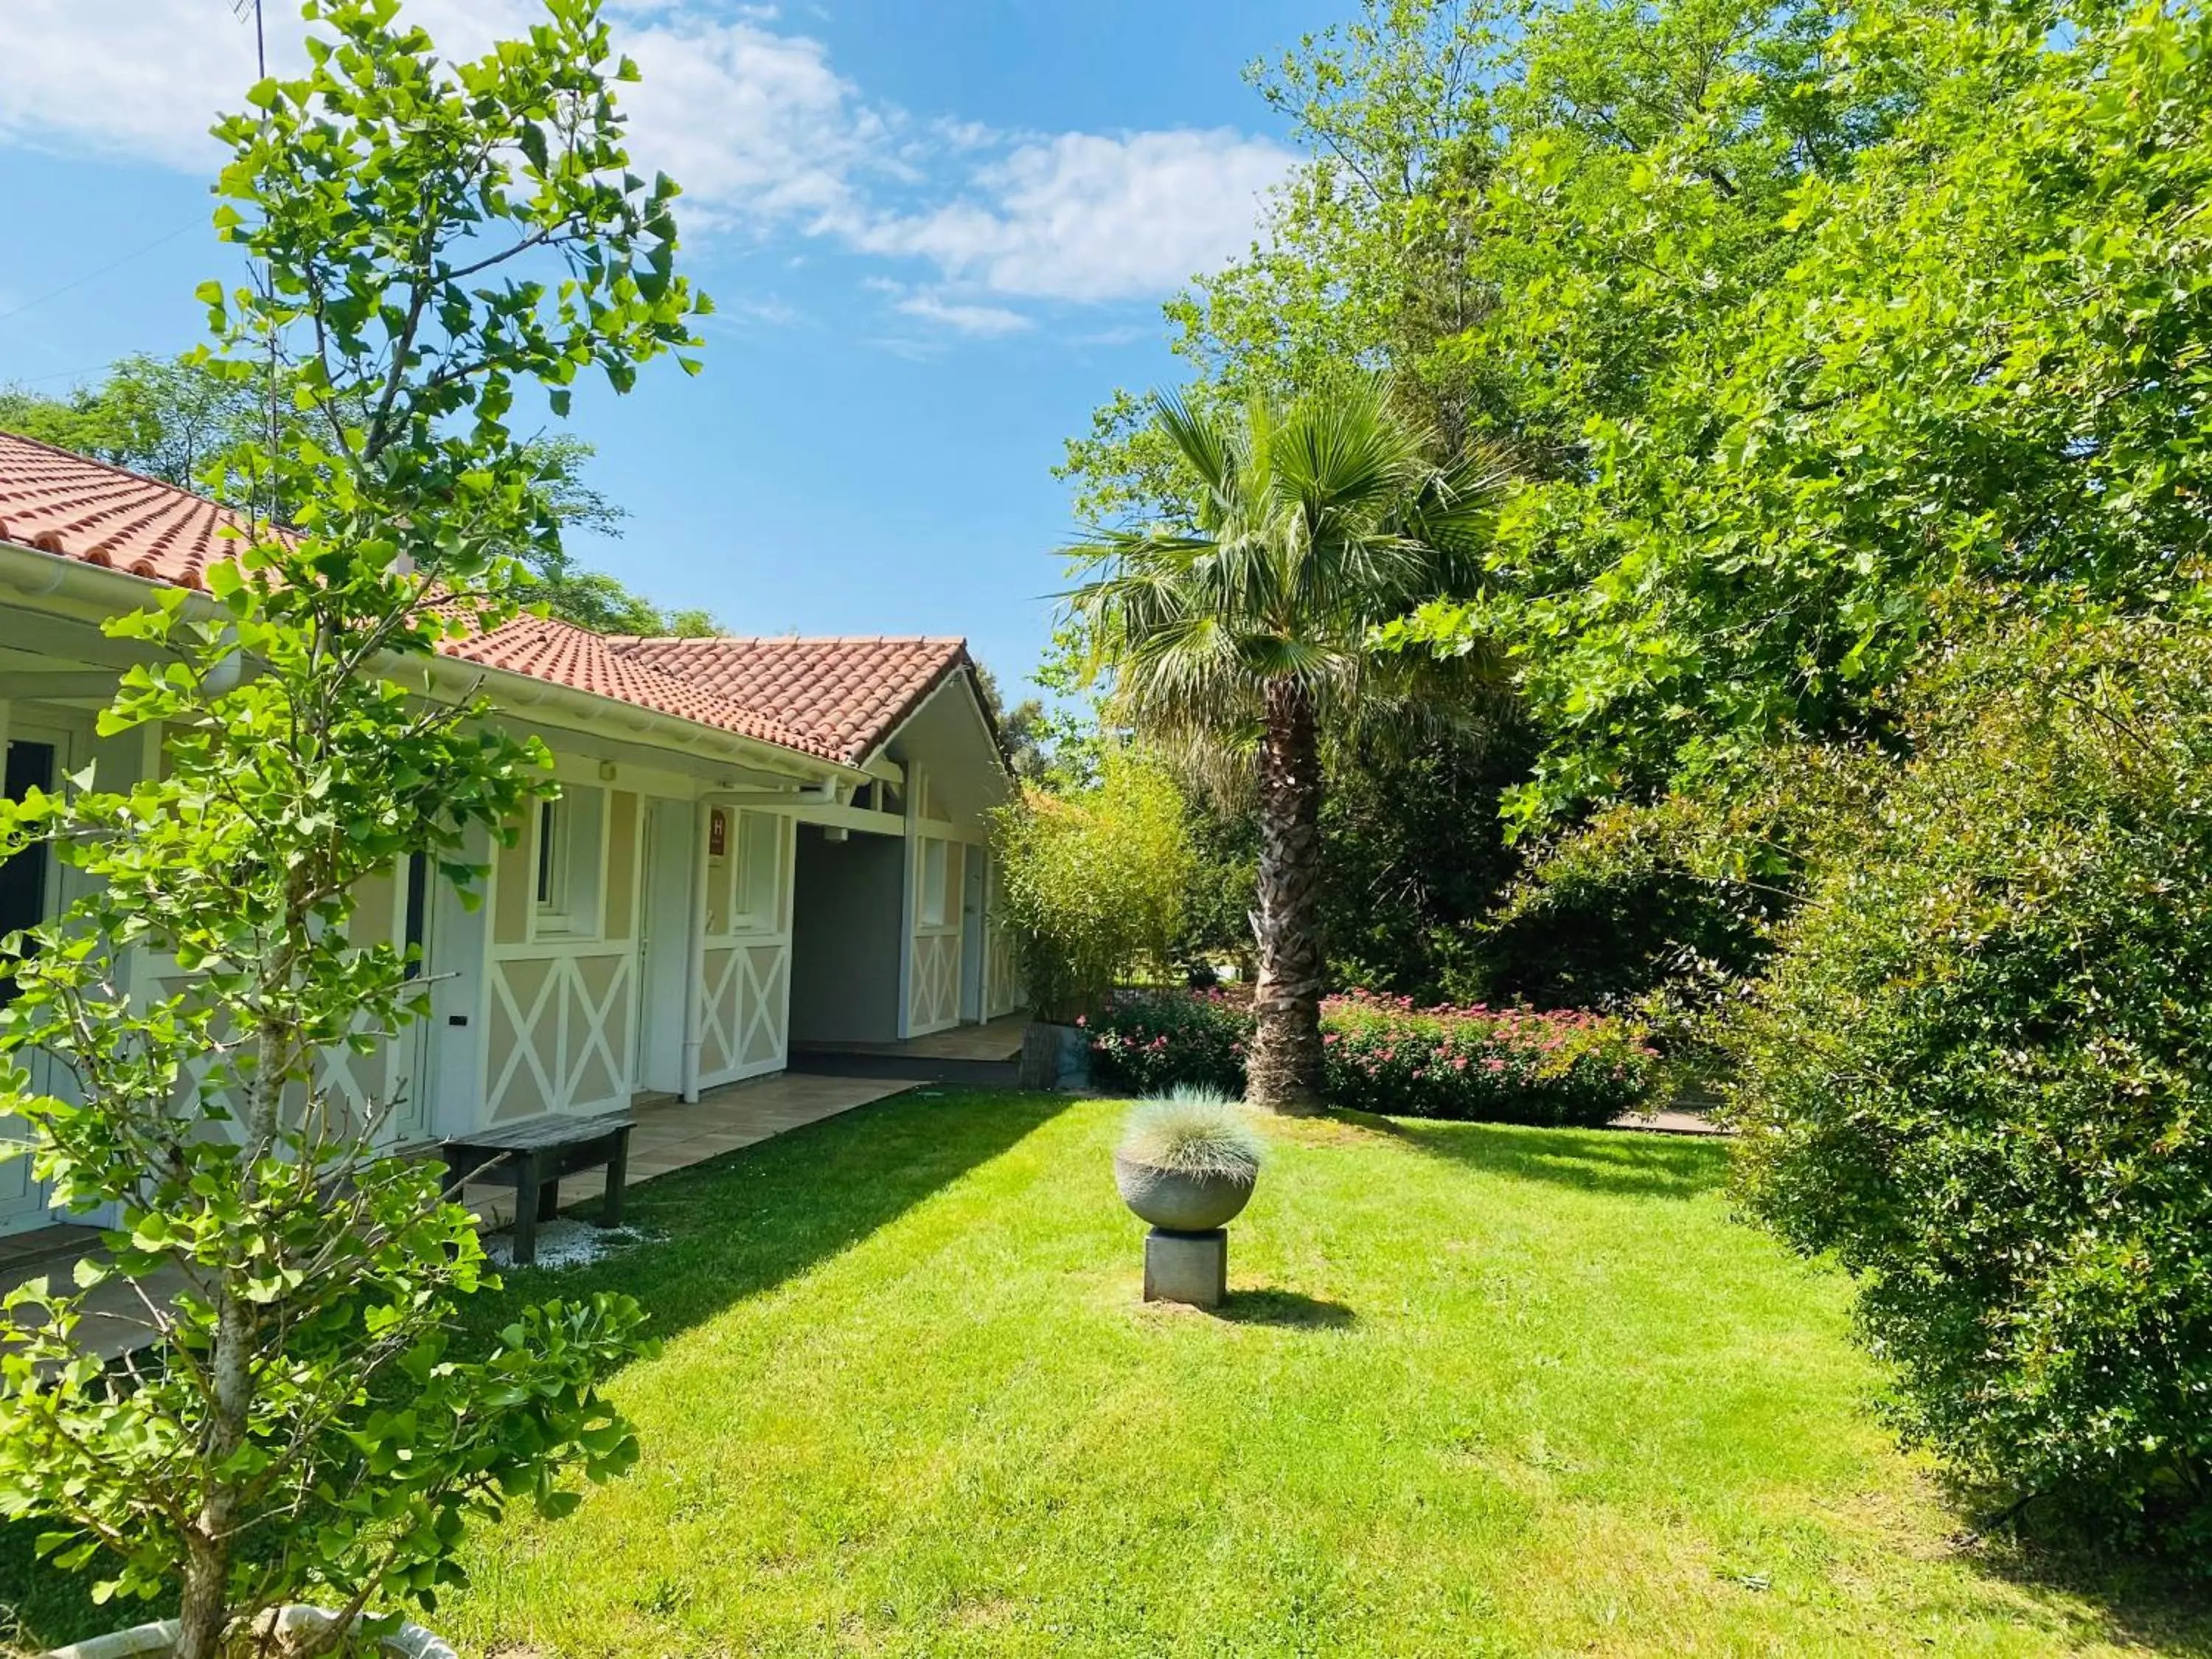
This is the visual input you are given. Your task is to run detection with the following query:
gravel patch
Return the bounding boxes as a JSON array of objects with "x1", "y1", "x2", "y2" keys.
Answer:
[{"x1": 484, "y1": 1219, "x2": 652, "y2": 1270}]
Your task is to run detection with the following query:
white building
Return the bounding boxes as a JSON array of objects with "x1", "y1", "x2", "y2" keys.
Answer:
[{"x1": 0, "y1": 431, "x2": 1022, "y2": 1239}]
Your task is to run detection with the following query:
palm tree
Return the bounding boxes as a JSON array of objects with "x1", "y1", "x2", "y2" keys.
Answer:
[{"x1": 1066, "y1": 378, "x2": 1509, "y2": 1112}]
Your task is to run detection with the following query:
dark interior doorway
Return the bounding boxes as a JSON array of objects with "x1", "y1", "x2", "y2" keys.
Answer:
[{"x1": 0, "y1": 741, "x2": 55, "y2": 1006}]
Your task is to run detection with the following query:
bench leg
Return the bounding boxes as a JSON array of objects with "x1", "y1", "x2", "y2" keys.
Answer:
[
  {"x1": 512, "y1": 1152, "x2": 541, "y2": 1267},
  {"x1": 537, "y1": 1174, "x2": 561, "y2": 1228},
  {"x1": 600, "y1": 1128, "x2": 630, "y2": 1229}
]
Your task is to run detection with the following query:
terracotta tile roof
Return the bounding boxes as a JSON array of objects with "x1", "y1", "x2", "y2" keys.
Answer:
[
  {"x1": 0, "y1": 429, "x2": 257, "y2": 588},
  {"x1": 0, "y1": 431, "x2": 849, "y2": 768},
  {"x1": 446, "y1": 616, "x2": 834, "y2": 759},
  {"x1": 609, "y1": 635, "x2": 974, "y2": 766}
]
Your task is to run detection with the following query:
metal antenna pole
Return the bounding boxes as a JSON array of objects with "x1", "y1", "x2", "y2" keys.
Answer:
[{"x1": 232, "y1": 0, "x2": 278, "y2": 525}]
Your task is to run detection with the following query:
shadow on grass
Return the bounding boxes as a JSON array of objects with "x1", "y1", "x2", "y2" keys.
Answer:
[
  {"x1": 1214, "y1": 1288, "x2": 1356, "y2": 1329},
  {"x1": 1337, "y1": 1110, "x2": 1734, "y2": 1201},
  {"x1": 1958, "y1": 1526, "x2": 2212, "y2": 1655},
  {"x1": 0, "y1": 1090, "x2": 1069, "y2": 1652},
  {"x1": 461, "y1": 1088, "x2": 1070, "y2": 1349}
]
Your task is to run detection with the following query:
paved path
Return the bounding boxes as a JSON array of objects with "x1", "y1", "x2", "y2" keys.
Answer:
[
  {"x1": 1610, "y1": 1107, "x2": 1732, "y2": 1136},
  {"x1": 792, "y1": 1012, "x2": 1028, "y2": 1063}
]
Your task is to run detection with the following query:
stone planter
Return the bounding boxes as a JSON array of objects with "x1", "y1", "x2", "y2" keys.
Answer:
[
  {"x1": 1018, "y1": 1020, "x2": 1092, "y2": 1091},
  {"x1": 1113, "y1": 1154, "x2": 1255, "y2": 1233},
  {"x1": 44, "y1": 1607, "x2": 456, "y2": 1659}
]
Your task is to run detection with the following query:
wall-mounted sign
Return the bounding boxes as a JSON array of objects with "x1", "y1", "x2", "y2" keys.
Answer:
[{"x1": 708, "y1": 808, "x2": 729, "y2": 860}]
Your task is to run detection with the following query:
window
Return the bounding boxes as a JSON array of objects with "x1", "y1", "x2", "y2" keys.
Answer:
[
  {"x1": 532, "y1": 787, "x2": 606, "y2": 937},
  {"x1": 534, "y1": 800, "x2": 566, "y2": 914},
  {"x1": 919, "y1": 838, "x2": 949, "y2": 928},
  {"x1": 731, "y1": 812, "x2": 782, "y2": 931}
]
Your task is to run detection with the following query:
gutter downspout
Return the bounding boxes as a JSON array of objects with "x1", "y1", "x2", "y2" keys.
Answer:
[{"x1": 681, "y1": 799, "x2": 711, "y2": 1103}]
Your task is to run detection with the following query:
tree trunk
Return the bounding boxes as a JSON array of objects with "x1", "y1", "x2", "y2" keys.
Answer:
[
  {"x1": 1247, "y1": 678, "x2": 1325, "y2": 1113},
  {"x1": 175, "y1": 1303, "x2": 245, "y2": 1659},
  {"x1": 176, "y1": 993, "x2": 290, "y2": 1659}
]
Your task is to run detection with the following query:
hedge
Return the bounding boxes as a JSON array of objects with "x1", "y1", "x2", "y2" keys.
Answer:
[{"x1": 1086, "y1": 990, "x2": 1655, "y2": 1127}]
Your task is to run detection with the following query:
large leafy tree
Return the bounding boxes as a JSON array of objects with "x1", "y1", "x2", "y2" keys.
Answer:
[
  {"x1": 0, "y1": 354, "x2": 267, "y2": 491},
  {"x1": 0, "y1": 1, "x2": 705, "y2": 1653},
  {"x1": 1065, "y1": 378, "x2": 1504, "y2": 1110},
  {"x1": 1453, "y1": 0, "x2": 2212, "y2": 825},
  {"x1": 1061, "y1": 0, "x2": 1933, "y2": 820}
]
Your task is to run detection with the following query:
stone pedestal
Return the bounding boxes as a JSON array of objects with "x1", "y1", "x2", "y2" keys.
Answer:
[{"x1": 1144, "y1": 1227, "x2": 1228, "y2": 1308}]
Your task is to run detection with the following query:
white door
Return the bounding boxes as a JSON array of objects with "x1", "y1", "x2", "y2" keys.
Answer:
[
  {"x1": 0, "y1": 724, "x2": 69, "y2": 1233},
  {"x1": 389, "y1": 851, "x2": 435, "y2": 1144}
]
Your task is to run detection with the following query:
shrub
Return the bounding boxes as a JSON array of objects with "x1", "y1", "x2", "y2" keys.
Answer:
[
  {"x1": 1118, "y1": 1090, "x2": 1265, "y2": 1182},
  {"x1": 1323, "y1": 992, "x2": 1657, "y2": 1129},
  {"x1": 1087, "y1": 991, "x2": 1250, "y2": 1098},
  {"x1": 990, "y1": 752, "x2": 1194, "y2": 1022},
  {"x1": 1089, "y1": 990, "x2": 1654, "y2": 1127},
  {"x1": 1720, "y1": 611, "x2": 2212, "y2": 1562}
]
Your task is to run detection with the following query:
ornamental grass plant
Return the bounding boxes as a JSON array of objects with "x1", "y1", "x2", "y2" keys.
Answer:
[{"x1": 1117, "y1": 1087, "x2": 1265, "y2": 1183}]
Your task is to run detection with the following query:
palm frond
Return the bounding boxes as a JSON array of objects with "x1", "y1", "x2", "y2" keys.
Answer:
[
  {"x1": 1150, "y1": 389, "x2": 1241, "y2": 526},
  {"x1": 1061, "y1": 374, "x2": 1517, "y2": 758}
]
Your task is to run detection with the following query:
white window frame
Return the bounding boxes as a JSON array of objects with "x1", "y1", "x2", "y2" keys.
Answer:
[
  {"x1": 919, "y1": 837, "x2": 950, "y2": 929},
  {"x1": 533, "y1": 798, "x2": 571, "y2": 932},
  {"x1": 728, "y1": 811, "x2": 783, "y2": 934}
]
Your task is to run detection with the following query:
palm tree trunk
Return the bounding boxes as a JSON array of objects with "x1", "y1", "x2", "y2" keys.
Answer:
[{"x1": 1247, "y1": 678, "x2": 1325, "y2": 1113}]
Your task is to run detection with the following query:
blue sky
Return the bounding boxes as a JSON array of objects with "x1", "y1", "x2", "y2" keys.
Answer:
[{"x1": 0, "y1": 0, "x2": 1341, "y2": 694}]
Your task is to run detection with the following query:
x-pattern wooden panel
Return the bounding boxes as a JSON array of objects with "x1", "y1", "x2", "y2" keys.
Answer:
[
  {"x1": 911, "y1": 931, "x2": 959, "y2": 1034},
  {"x1": 489, "y1": 951, "x2": 636, "y2": 1119}
]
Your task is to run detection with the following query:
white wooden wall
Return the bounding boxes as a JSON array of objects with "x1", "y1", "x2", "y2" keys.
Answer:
[
  {"x1": 695, "y1": 808, "x2": 795, "y2": 1088},
  {"x1": 984, "y1": 851, "x2": 1023, "y2": 1020},
  {"x1": 481, "y1": 785, "x2": 644, "y2": 1121},
  {"x1": 907, "y1": 830, "x2": 964, "y2": 1037}
]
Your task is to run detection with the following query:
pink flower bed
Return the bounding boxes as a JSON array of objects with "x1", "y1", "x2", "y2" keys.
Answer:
[{"x1": 1088, "y1": 990, "x2": 1657, "y2": 1127}]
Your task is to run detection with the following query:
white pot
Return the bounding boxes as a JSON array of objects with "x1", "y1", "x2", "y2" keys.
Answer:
[{"x1": 44, "y1": 1606, "x2": 456, "y2": 1659}]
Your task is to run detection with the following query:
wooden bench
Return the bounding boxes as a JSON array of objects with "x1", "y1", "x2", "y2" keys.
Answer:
[{"x1": 439, "y1": 1113, "x2": 633, "y2": 1267}]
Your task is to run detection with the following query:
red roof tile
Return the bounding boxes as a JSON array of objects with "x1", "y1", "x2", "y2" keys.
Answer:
[
  {"x1": 447, "y1": 616, "x2": 833, "y2": 759},
  {"x1": 0, "y1": 430, "x2": 255, "y2": 588},
  {"x1": 609, "y1": 636, "x2": 973, "y2": 765},
  {"x1": 0, "y1": 431, "x2": 867, "y2": 768}
]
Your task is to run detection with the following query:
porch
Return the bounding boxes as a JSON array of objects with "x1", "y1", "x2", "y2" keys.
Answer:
[{"x1": 789, "y1": 1011, "x2": 1029, "y2": 1088}]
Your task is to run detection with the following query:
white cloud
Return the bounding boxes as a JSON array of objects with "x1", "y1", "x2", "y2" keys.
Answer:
[
  {"x1": 892, "y1": 293, "x2": 1033, "y2": 337},
  {"x1": 853, "y1": 129, "x2": 1293, "y2": 303},
  {"x1": 0, "y1": 1, "x2": 880, "y2": 233},
  {"x1": 0, "y1": 1, "x2": 266, "y2": 164},
  {"x1": 0, "y1": 4, "x2": 1293, "y2": 315},
  {"x1": 614, "y1": 11, "x2": 886, "y2": 231}
]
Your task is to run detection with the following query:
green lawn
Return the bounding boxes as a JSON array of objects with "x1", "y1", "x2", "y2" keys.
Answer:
[{"x1": 7, "y1": 1092, "x2": 2209, "y2": 1656}]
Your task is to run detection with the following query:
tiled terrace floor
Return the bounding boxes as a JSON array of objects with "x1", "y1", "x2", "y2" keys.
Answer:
[
  {"x1": 0, "y1": 1070, "x2": 918, "y2": 1362},
  {"x1": 793, "y1": 1011, "x2": 1028, "y2": 1063}
]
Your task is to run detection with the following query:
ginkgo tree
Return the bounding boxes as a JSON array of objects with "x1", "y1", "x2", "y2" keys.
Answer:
[{"x1": 0, "y1": 3, "x2": 707, "y2": 1656}]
